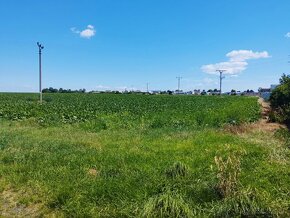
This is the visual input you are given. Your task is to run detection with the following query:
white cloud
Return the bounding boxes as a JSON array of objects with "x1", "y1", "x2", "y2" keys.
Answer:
[
  {"x1": 201, "y1": 61, "x2": 248, "y2": 75},
  {"x1": 87, "y1": 25, "x2": 94, "y2": 29},
  {"x1": 71, "y1": 25, "x2": 96, "y2": 39},
  {"x1": 285, "y1": 32, "x2": 290, "y2": 38},
  {"x1": 226, "y1": 50, "x2": 269, "y2": 62},
  {"x1": 201, "y1": 50, "x2": 270, "y2": 75}
]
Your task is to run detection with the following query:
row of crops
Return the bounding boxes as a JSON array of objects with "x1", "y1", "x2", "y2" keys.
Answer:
[{"x1": 0, "y1": 93, "x2": 260, "y2": 129}]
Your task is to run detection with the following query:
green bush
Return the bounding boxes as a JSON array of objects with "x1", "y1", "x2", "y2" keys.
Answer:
[{"x1": 270, "y1": 74, "x2": 290, "y2": 125}]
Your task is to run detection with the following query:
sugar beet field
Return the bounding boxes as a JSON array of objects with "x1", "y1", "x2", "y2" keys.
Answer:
[{"x1": 0, "y1": 93, "x2": 289, "y2": 217}]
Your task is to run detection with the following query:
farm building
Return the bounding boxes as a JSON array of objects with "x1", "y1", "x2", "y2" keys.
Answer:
[{"x1": 258, "y1": 84, "x2": 278, "y2": 100}]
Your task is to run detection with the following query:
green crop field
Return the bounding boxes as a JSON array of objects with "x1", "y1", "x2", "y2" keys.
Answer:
[
  {"x1": 0, "y1": 93, "x2": 260, "y2": 128},
  {"x1": 0, "y1": 93, "x2": 289, "y2": 217}
]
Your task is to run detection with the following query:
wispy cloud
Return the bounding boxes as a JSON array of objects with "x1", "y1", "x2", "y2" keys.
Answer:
[
  {"x1": 71, "y1": 25, "x2": 96, "y2": 39},
  {"x1": 201, "y1": 50, "x2": 270, "y2": 75},
  {"x1": 285, "y1": 32, "x2": 290, "y2": 38}
]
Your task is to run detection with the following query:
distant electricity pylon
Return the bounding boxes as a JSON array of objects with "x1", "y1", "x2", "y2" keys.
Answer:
[
  {"x1": 37, "y1": 42, "x2": 44, "y2": 103},
  {"x1": 216, "y1": 70, "x2": 226, "y2": 95},
  {"x1": 176, "y1": 76, "x2": 182, "y2": 92}
]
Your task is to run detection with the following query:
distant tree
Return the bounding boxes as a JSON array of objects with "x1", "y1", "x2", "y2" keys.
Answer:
[
  {"x1": 279, "y1": 73, "x2": 290, "y2": 85},
  {"x1": 48, "y1": 87, "x2": 58, "y2": 93},
  {"x1": 42, "y1": 88, "x2": 50, "y2": 93},
  {"x1": 201, "y1": 90, "x2": 207, "y2": 95}
]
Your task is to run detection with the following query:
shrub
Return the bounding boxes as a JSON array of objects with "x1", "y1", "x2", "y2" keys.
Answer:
[{"x1": 270, "y1": 74, "x2": 290, "y2": 125}]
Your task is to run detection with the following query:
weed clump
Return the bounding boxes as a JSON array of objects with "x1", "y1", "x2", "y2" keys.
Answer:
[
  {"x1": 165, "y1": 161, "x2": 189, "y2": 178},
  {"x1": 141, "y1": 191, "x2": 194, "y2": 218},
  {"x1": 214, "y1": 154, "x2": 241, "y2": 198}
]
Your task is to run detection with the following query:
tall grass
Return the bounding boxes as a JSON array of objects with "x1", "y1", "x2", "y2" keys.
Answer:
[
  {"x1": 214, "y1": 153, "x2": 241, "y2": 198},
  {"x1": 141, "y1": 191, "x2": 194, "y2": 218}
]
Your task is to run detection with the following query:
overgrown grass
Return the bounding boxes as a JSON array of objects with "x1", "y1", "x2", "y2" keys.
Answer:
[{"x1": 0, "y1": 120, "x2": 289, "y2": 217}]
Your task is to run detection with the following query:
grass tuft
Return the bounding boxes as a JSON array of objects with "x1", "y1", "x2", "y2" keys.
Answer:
[
  {"x1": 141, "y1": 190, "x2": 194, "y2": 218},
  {"x1": 165, "y1": 161, "x2": 189, "y2": 179},
  {"x1": 214, "y1": 153, "x2": 241, "y2": 198}
]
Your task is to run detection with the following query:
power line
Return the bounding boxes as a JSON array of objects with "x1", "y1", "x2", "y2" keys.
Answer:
[
  {"x1": 216, "y1": 70, "x2": 226, "y2": 95},
  {"x1": 37, "y1": 42, "x2": 44, "y2": 103}
]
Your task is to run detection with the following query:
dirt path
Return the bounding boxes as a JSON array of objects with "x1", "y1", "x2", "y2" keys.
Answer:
[
  {"x1": 256, "y1": 98, "x2": 285, "y2": 132},
  {"x1": 225, "y1": 98, "x2": 285, "y2": 134},
  {"x1": 258, "y1": 97, "x2": 272, "y2": 120}
]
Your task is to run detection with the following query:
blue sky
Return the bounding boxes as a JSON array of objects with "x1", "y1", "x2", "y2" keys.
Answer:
[{"x1": 0, "y1": 0, "x2": 290, "y2": 92}]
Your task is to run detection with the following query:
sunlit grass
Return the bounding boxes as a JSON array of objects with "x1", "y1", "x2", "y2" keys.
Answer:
[{"x1": 0, "y1": 119, "x2": 289, "y2": 217}]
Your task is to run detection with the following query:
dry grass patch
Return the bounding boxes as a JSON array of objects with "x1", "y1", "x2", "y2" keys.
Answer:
[{"x1": 0, "y1": 189, "x2": 44, "y2": 217}]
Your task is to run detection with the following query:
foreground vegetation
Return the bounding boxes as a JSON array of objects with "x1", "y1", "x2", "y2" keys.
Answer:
[{"x1": 0, "y1": 94, "x2": 289, "y2": 217}]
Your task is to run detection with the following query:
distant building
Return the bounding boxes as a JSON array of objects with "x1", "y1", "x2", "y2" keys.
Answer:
[
  {"x1": 258, "y1": 84, "x2": 278, "y2": 100},
  {"x1": 194, "y1": 89, "x2": 201, "y2": 95},
  {"x1": 174, "y1": 90, "x2": 184, "y2": 95},
  {"x1": 151, "y1": 90, "x2": 162, "y2": 94}
]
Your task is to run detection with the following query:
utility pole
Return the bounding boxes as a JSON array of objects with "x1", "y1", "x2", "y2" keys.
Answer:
[
  {"x1": 176, "y1": 76, "x2": 182, "y2": 93},
  {"x1": 146, "y1": 83, "x2": 149, "y2": 93},
  {"x1": 37, "y1": 42, "x2": 44, "y2": 103},
  {"x1": 216, "y1": 70, "x2": 226, "y2": 95}
]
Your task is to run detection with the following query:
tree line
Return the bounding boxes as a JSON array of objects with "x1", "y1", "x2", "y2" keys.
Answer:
[{"x1": 42, "y1": 87, "x2": 86, "y2": 93}]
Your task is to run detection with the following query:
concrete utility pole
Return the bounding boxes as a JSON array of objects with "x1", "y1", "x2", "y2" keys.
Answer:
[
  {"x1": 37, "y1": 42, "x2": 44, "y2": 103},
  {"x1": 176, "y1": 76, "x2": 182, "y2": 92},
  {"x1": 216, "y1": 70, "x2": 226, "y2": 95}
]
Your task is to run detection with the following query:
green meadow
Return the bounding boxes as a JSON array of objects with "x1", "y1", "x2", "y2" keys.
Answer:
[{"x1": 0, "y1": 94, "x2": 289, "y2": 217}]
